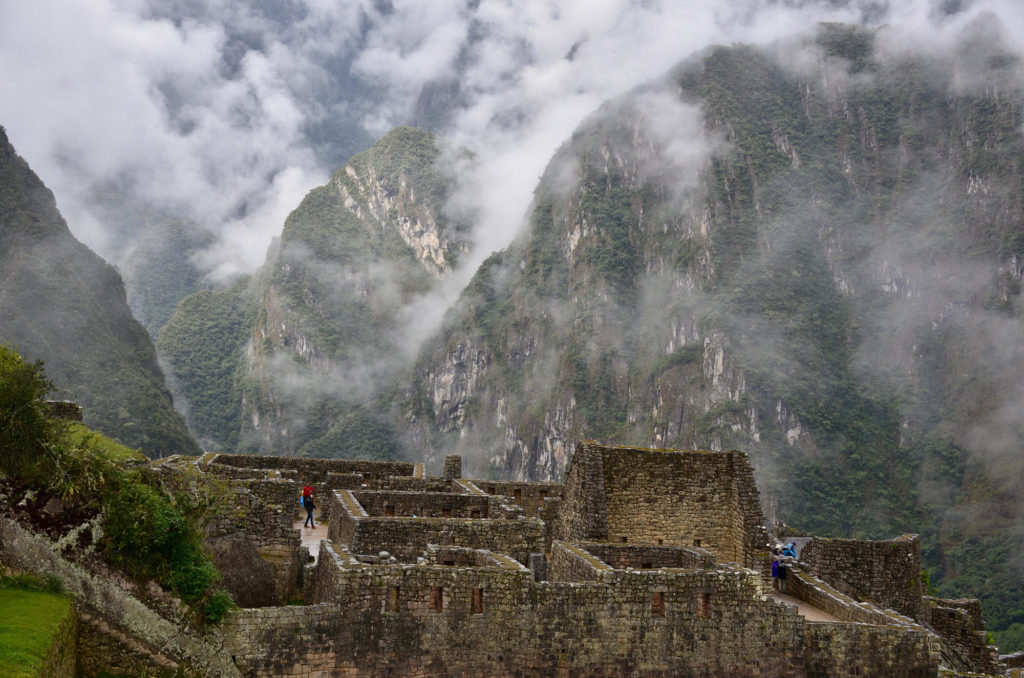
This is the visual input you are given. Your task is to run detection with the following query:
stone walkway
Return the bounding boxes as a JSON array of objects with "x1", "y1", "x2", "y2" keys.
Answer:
[
  {"x1": 768, "y1": 591, "x2": 841, "y2": 622},
  {"x1": 294, "y1": 512, "x2": 328, "y2": 564}
]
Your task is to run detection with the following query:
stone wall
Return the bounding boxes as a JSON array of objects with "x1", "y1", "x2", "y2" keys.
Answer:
[
  {"x1": 554, "y1": 441, "x2": 609, "y2": 543},
  {"x1": 211, "y1": 454, "x2": 415, "y2": 481},
  {"x1": 331, "y1": 490, "x2": 545, "y2": 564},
  {"x1": 76, "y1": 612, "x2": 178, "y2": 678},
  {"x1": 46, "y1": 400, "x2": 83, "y2": 422},
  {"x1": 36, "y1": 598, "x2": 77, "y2": 678},
  {"x1": 352, "y1": 516, "x2": 545, "y2": 565},
  {"x1": 352, "y1": 490, "x2": 493, "y2": 518},
  {"x1": 556, "y1": 442, "x2": 770, "y2": 570},
  {"x1": 799, "y1": 534, "x2": 922, "y2": 620},
  {"x1": 0, "y1": 518, "x2": 240, "y2": 676},
  {"x1": 786, "y1": 567, "x2": 919, "y2": 627},
  {"x1": 921, "y1": 596, "x2": 1002, "y2": 675},
  {"x1": 468, "y1": 479, "x2": 564, "y2": 518},
  {"x1": 803, "y1": 623, "x2": 938, "y2": 678},
  {"x1": 422, "y1": 545, "x2": 520, "y2": 569},
  {"x1": 219, "y1": 537, "x2": 940, "y2": 677},
  {"x1": 580, "y1": 542, "x2": 716, "y2": 571}
]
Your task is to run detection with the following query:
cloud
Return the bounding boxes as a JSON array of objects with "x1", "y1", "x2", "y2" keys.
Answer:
[{"x1": 0, "y1": 0, "x2": 901, "y2": 282}]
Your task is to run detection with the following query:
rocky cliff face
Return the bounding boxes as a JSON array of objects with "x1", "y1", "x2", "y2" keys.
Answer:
[
  {"x1": 220, "y1": 127, "x2": 469, "y2": 456},
  {"x1": 0, "y1": 126, "x2": 199, "y2": 457},
  {"x1": 397, "y1": 24, "x2": 1024, "y2": 638}
]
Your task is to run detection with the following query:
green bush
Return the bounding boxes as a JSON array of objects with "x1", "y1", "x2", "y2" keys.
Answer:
[
  {"x1": 99, "y1": 471, "x2": 235, "y2": 622},
  {"x1": 0, "y1": 345, "x2": 59, "y2": 483}
]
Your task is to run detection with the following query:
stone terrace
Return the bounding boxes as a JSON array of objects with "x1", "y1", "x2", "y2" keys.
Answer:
[{"x1": 132, "y1": 443, "x2": 1011, "y2": 677}]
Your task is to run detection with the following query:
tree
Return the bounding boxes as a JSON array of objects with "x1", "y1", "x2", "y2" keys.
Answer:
[{"x1": 0, "y1": 345, "x2": 58, "y2": 481}]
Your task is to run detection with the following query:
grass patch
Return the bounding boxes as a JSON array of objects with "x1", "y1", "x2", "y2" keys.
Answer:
[
  {"x1": 64, "y1": 422, "x2": 144, "y2": 462},
  {"x1": 0, "y1": 585, "x2": 74, "y2": 678}
]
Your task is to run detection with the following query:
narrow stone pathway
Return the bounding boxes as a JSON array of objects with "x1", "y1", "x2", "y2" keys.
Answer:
[
  {"x1": 768, "y1": 591, "x2": 841, "y2": 622},
  {"x1": 294, "y1": 512, "x2": 328, "y2": 564}
]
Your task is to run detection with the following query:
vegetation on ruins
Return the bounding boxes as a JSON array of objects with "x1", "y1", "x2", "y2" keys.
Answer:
[{"x1": 0, "y1": 345, "x2": 234, "y2": 623}]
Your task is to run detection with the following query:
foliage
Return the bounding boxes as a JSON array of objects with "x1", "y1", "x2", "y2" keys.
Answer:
[
  {"x1": 101, "y1": 468, "x2": 233, "y2": 621},
  {"x1": 0, "y1": 347, "x2": 232, "y2": 623},
  {"x1": 0, "y1": 345, "x2": 58, "y2": 483},
  {"x1": 299, "y1": 408, "x2": 401, "y2": 461},
  {"x1": 157, "y1": 278, "x2": 254, "y2": 451}
]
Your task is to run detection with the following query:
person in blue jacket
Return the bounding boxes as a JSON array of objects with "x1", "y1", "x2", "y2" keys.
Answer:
[{"x1": 302, "y1": 490, "x2": 316, "y2": 528}]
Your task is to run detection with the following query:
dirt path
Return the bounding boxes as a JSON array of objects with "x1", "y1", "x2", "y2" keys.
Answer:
[
  {"x1": 294, "y1": 513, "x2": 328, "y2": 564},
  {"x1": 768, "y1": 591, "x2": 842, "y2": 622}
]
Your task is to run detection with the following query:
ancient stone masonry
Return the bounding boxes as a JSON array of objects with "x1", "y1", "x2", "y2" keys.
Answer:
[
  {"x1": 798, "y1": 534, "x2": 922, "y2": 619},
  {"x1": 921, "y1": 596, "x2": 1003, "y2": 675},
  {"x1": 187, "y1": 442, "x2": 1005, "y2": 676},
  {"x1": 7, "y1": 442, "x2": 1010, "y2": 676},
  {"x1": 555, "y1": 443, "x2": 770, "y2": 570}
]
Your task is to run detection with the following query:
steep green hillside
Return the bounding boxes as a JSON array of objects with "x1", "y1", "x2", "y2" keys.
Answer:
[
  {"x1": 399, "y1": 24, "x2": 1024, "y2": 645},
  {"x1": 0, "y1": 127, "x2": 199, "y2": 457},
  {"x1": 157, "y1": 277, "x2": 255, "y2": 452},
  {"x1": 162, "y1": 127, "x2": 470, "y2": 457}
]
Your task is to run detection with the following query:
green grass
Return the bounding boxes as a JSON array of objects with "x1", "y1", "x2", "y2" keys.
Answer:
[
  {"x1": 0, "y1": 587, "x2": 74, "y2": 678},
  {"x1": 65, "y1": 421, "x2": 145, "y2": 462}
]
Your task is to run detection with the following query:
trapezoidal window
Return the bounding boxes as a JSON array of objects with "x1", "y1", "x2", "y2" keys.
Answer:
[
  {"x1": 697, "y1": 592, "x2": 711, "y2": 618},
  {"x1": 385, "y1": 505, "x2": 395, "y2": 517},
  {"x1": 442, "y1": 508, "x2": 452, "y2": 518},
  {"x1": 430, "y1": 587, "x2": 444, "y2": 612},
  {"x1": 471, "y1": 587, "x2": 484, "y2": 615},
  {"x1": 652, "y1": 591, "x2": 666, "y2": 617},
  {"x1": 513, "y1": 489, "x2": 522, "y2": 505},
  {"x1": 391, "y1": 586, "x2": 400, "y2": 611}
]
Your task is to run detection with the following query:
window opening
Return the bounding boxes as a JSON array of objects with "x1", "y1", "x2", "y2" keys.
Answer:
[{"x1": 652, "y1": 591, "x2": 666, "y2": 616}]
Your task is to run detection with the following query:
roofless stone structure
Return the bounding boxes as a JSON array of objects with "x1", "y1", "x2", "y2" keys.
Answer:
[{"x1": 1, "y1": 442, "x2": 1007, "y2": 676}]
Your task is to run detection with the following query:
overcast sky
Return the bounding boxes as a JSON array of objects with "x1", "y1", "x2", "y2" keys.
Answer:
[{"x1": 1, "y1": 0, "x2": 1022, "y2": 281}]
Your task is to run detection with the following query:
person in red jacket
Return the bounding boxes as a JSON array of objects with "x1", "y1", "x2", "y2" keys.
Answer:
[{"x1": 302, "y1": 485, "x2": 316, "y2": 528}]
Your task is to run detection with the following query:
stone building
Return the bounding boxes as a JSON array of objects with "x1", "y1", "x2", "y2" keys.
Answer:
[
  {"x1": 203, "y1": 442, "x2": 1003, "y2": 677},
  {"x1": 1, "y1": 441, "x2": 1011, "y2": 676}
]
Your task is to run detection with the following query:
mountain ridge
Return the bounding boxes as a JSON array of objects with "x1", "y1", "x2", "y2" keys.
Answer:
[{"x1": 0, "y1": 126, "x2": 199, "y2": 457}]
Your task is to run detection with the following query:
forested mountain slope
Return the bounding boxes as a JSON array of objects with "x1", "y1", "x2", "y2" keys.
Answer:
[
  {"x1": 0, "y1": 127, "x2": 199, "y2": 457},
  {"x1": 398, "y1": 24, "x2": 1024, "y2": 645},
  {"x1": 160, "y1": 127, "x2": 471, "y2": 456}
]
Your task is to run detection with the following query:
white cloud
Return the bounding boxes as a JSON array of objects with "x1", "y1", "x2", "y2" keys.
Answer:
[{"x1": 3, "y1": 0, "x2": 1024, "y2": 287}]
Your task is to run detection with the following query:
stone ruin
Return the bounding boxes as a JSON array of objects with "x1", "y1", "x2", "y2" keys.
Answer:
[{"x1": 1, "y1": 441, "x2": 1015, "y2": 677}]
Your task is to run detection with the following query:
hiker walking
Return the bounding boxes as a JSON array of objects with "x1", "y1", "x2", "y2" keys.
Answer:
[{"x1": 302, "y1": 485, "x2": 316, "y2": 528}]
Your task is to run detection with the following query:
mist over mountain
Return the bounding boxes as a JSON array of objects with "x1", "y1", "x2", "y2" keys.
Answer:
[
  {"x1": 160, "y1": 127, "x2": 471, "y2": 456},
  {"x1": 4, "y1": 0, "x2": 1024, "y2": 653},
  {"x1": 0, "y1": 127, "x2": 199, "y2": 457},
  {"x1": 396, "y1": 20, "x2": 1024, "y2": 647},
  {"x1": 0, "y1": 0, "x2": 907, "y2": 328}
]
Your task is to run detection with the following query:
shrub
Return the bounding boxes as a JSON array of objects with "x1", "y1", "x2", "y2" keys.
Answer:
[{"x1": 0, "y1": 345, "x2": 59, "y2": 483}]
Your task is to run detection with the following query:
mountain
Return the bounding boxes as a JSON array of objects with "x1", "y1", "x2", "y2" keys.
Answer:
[
  {"x1": 396, "y1": 23, "x2": 1024, "y2": 644},
  {"x1": 0, "y1": 126, "x2": 199, "y2": 457},
  {"x1": 160, "y1": 126, "x2": 471, "y2": 456},
  {"x1": 158, "y1": 22, "x2": 1024, "y2": 646}
]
